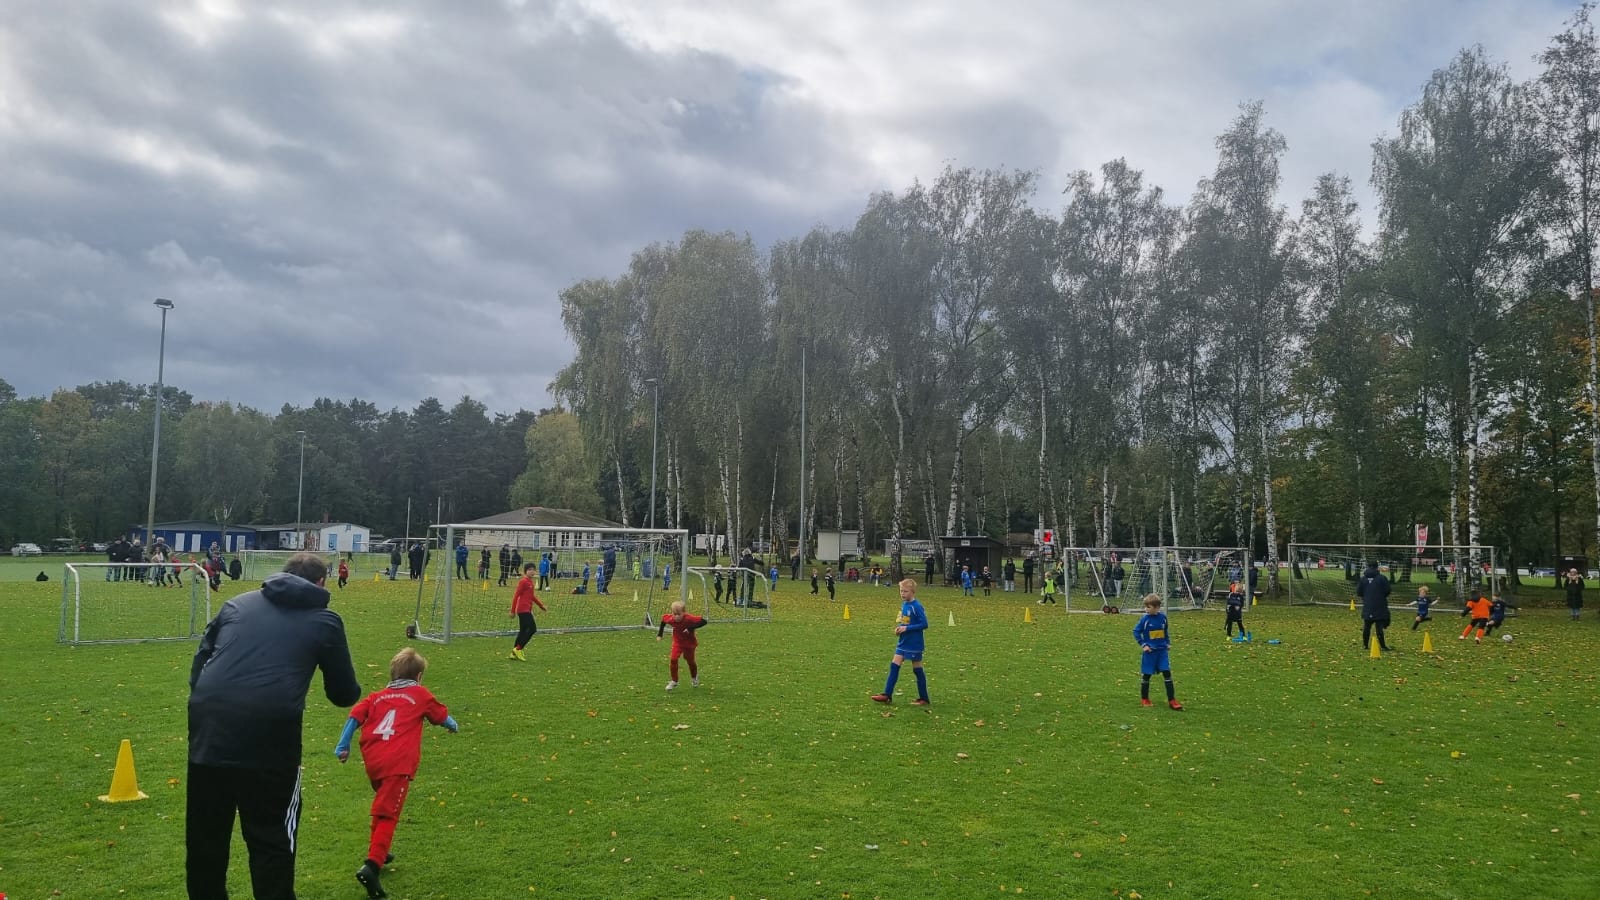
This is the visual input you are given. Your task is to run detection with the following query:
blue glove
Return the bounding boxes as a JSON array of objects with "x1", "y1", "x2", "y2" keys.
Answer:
[
  {"x1": 334, "y1": 717, "x2": 359, "y2": 761},
  {"x1": 442, "y1": 715, "x2": 459, "y2": 733}
]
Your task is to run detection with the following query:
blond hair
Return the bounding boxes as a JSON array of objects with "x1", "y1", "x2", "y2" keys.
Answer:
[
  {"x1": 390, "y1": 647, "x2": 428, "y2": 681},
  {"x1": 670, "y1": 600, "x2": 686, "y2": 615},
  {"x1": 899, "y1": 578, "x2": 918, "y2": 591},
  {"x1": 1142, "y1": 593, "x2": 1162, "y2": 610}
]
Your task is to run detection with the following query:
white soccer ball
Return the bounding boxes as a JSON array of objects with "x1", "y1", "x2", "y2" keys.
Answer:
[{"x1": 1501, "y1": 633, "x2": 1513, "y2": 643}]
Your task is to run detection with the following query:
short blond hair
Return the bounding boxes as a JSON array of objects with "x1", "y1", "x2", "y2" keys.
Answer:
[
  {"x1": 390, "y1": 647, "x2": 428, "y2": 681},
  {"x1": 1142, "y1": 593, "x2": 1162, "y2": 610},
  {"x1": 899, "y1": 578, "x2": 918, "y2": 591},
  {"x1": 670, "y1": 600, "x2": 686, "y2": 615}
]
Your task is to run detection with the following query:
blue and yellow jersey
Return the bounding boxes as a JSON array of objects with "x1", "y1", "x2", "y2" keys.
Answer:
[
  {"x1": 895, "y1": 599, "x2": 929, "y2": 654},
  {"x1": 1134, "y1": 612, "x2": 1171, "y2": 650}
]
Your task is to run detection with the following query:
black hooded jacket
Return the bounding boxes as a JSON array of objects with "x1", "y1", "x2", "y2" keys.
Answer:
[{"x1": 188, "y1": 572, "x2": 361, "y2": 769}]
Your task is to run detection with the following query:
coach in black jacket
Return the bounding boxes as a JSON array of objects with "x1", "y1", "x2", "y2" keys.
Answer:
[{"x1": 186, "y1": 551, "x2": 361, "y2": 900}]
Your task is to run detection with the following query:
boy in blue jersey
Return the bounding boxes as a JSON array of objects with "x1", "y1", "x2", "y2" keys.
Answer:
[
  {"x1": 1224, "y1": 582, "x2": 1246, "y2": 637},
  {"x1": 1134, "y1": 594, "x2": 1183, "y2": 710},
  {"x1": 1410, "y1": 585, "x2": 1433, "y2": 630},
  {"x1": 870, "y1": 579, "x2": 930, "y2": 706},
  {"x1": 1483, "y1": 594, "x2": 1508, "y2": 637}
]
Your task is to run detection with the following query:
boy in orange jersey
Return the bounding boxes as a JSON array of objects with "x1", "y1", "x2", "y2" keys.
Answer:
[
  {"x1": 657, "y1": 599, "x2": 708, "y2": 689},
  {"x1": 335, "y1": 647, "x2": 458, "y2": 898},
  {"x1": 509, "y1": 562, "x2": 547, "y2": 660},
  {"x1": 1460, "y1": 590, "x2": 1491, "y2": 643}
]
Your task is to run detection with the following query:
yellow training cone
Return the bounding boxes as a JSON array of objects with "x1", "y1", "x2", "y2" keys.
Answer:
[
  {"x1": 373, "y1": 573, "x2": 380, "y2": 583},
  {"x1": 948, "y1": 611, "x2": 956, "y2": 626},
  {"x1": 1369, "y1": 639, "x2": 1382, "y2": 659},
  {"x1": 634, "y1": 591, "x2": 640, "y2": 604},
  {"x1": 689, "y1": 589, "x2": 694, "y2": 602},
  {"x1": 842, "y1": 604, "x2": 851, "y2": 621},
  {"x1": 1349, "y1": 598, "x2": 1356, "y2": 611},
  {"x1": 1421, "y1": 631, "x2": 1434, "y2": 653},
  {"x1": 100, "y1": 739, "x2": 148, "y2": 803},
  {"x1": 1024, "y1": 606, "x2": 1034, "y2": 624},
  {"x1": 480, "y1": 580, "x2": 488, "y2": 592}
]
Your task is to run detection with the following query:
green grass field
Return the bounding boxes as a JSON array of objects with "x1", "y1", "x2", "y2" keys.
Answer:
[{"x1": 1, "y1": 560, "x2": 1597, "y2": 899}]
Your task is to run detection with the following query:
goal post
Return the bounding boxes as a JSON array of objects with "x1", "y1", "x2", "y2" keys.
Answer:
[
  {"x1": 411, "y1": 524, "x2": 692, "y2": 643},
  {"x1": 1054, "y1": 547, "x2": 1248, "y2": 614},
  {"x1": 240, "y1": 549, "x2": 342, "y2": 581},
  {"x1": 684, "y1": 565, "x2": 775, "y2": 623},
  {"x1": 1285, "y1": 543, "x2": 1499, "y2": 609},
  {"x1": 59, "y1": 562, "x2": 212, "y2": 645}
]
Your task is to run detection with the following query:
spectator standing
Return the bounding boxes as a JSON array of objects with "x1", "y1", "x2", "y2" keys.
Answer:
[
  {"x1": 1023, "y1": 555, "x2": 1036, "y2": 594},
  {"x1": 1564, "y1": 568, "x2": 1585, "y2": 620},
  {"x1": 186, "y1": 552, "x2": 360, "y2": 899},
  {"x1": 1357, "y1": 561, "x2": 1393, "y2": 652}
]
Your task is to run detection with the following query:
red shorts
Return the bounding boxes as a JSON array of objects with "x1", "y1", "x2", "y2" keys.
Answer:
[{"x1": 370, "y1": 773, "x2": 413, "y2": 821}]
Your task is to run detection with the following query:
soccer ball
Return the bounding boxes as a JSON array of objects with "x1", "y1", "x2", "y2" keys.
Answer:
[{"x1": 1501, "y1": 633, "x2": 1513, "y2": 643}]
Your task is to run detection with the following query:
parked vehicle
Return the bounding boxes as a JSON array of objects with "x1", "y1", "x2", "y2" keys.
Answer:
[{"x1": 10, "y1": 542, "x2": 43, "y2": 557}]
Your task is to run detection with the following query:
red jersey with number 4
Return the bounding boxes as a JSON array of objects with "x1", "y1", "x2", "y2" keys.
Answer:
[
  {"x1": 351, "y1": 681, "x2": 450, "y2": 779},
  {"x1": 663, "y1": 613, "x2": 706, "y2": 649}
]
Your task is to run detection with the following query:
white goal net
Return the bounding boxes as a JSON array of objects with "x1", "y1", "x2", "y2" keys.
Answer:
[
  {"x1": 1285, "y1": 543, "x2": 1499, "y2": 609},
  {"x1": 59, "y1": 562, "x2": 212, "y2": 645},
  {"x1": 410, "y1": 524, "x2": 691, "y2": 642},
  {"x1": 1054, "y1": 547, "x2": 1248, "y2": 614}
]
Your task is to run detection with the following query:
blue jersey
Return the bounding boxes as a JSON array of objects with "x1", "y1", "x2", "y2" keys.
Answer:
[
  {"x1": 1134, "y1": 612, "x2": 1171, "y2": 650},
  {"x1": 1415, "y1": 596, "x2": 1432, "y2": 617},
  {"x1": 1489, "y1": 599, "x2": 1506, "y2": 623},
  {"x1": 539, "y1": 556, "x2": 551, "y2": 576},
  {"x1": 1226, "y1": 591, "x2": 1244, "y2": 612},
  {"x1": 895, "y1": 599, "x2": 929, "y2": 655}
]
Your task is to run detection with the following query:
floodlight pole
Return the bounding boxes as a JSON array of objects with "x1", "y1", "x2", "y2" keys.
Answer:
[
  {"x1": 645, "y1": 378, "x2": 660, "y2": 530},
  {"x1": 295, "y1": 430, "x2": 306, "y2": 549},
  {"x1": 144, "y1": 298, "x2": 174, "y2": 547}
]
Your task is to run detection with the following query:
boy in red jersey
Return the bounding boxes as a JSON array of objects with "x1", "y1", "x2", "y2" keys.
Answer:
[
  {"x1": 337, "y1": 557, "x2": 350, "y2": 589},
  {"x1": 656, "y1": 599, "x2": 707, "y2": 690},
  {"x1": 335, "y1": 647, "x2": 458, "y2": 899},
  {"x1": 509, "y1": 562, "x2": 547, "y2": 661}
]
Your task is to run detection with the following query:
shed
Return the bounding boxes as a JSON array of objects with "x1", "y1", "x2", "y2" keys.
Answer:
[{"x1": 938, "y1": 535, "x2": 1005, "y2": 585}]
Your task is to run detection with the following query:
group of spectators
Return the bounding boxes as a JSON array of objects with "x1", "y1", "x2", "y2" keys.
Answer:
[{"x1": 104, "y1": 536, "x2": 234, "y2": 588}]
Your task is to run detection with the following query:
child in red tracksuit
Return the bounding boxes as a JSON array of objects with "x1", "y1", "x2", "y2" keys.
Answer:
[
  {"x1": 337, "y1": 558, "x2": 350, "y2": 589},
  {"x1": 335, "y1": 647, "x2": 458, "y2": 899},
  {"x1": 657, "y1": 600, "x2": 707, "y2": 690}
]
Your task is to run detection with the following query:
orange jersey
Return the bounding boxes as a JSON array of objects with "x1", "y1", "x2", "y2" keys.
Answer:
[{"x1": 1466, "y1": 596, "x2": 1491, "y2": 619}]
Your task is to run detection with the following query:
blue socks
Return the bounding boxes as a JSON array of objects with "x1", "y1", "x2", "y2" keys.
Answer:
[
  {"x1": 884, "y1": 662, "x2": 901, "y2": 695},
  {"x1": 914, "y1": 667, "x2": 928, "y2": 701}
]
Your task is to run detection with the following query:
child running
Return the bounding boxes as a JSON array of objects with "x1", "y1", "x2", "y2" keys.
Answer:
[
  {"x1": 337, "y1": 557, "x2": 350, "y2": 590},
  {"x1": 1411, "y1": 585, "x2": 1433, "y2": 631},
  {"x1": 334, "y1": 647, "x2": 458, "y2": 899},
  {"x1": 508, "y1": 562, "x2": 547, "y2": 660},
  {"x1": 1039, "y1": 568, "x2": 1057, "y2": 605},
  {"x1": 1460, "y1": 590, "x2": 1491, "y2": 643},
  {"x1": 870, "y1": 578, "x2": 930, "y2": 705},
  {"x1": 1134, "y1": 594, "x2": 1183, "y2": 710},
  {"x1": 656, "y1": 600, "x2": 708, "y2": 690},
  {"x1": 1225, "y1": 582, "x2": 1246, "y2": 637}
]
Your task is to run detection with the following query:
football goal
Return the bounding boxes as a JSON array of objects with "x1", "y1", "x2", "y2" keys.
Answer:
[
  {"x1": 684, "y1": 565, "x2": 775, "y2": 623},
  {"x1": 240, "y1": 549, "x2": 343, "y2": 581},
  {"x1": 1053, "y1": 547, "x2": 1248, "y2": 613},
  {"x1": 59, "y1": 562, "x2": 212, "y2": 645},
  {"x1": 1285, "y1": 543, "x2": 1500, "y2": 609},
  {"x1": 410, "y1": 524, "x2": 691, "y2": 643}
]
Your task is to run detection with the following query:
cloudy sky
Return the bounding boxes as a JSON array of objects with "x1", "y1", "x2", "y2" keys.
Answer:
[{"x1": 1, "y1": 0, "x2": 1579, "y2": 416}]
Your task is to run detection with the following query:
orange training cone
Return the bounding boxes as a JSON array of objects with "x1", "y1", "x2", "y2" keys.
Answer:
[
  {"x1": 1421, "y1": 631, "x2": 1434, "y2": 653},
  {"x1": 842, "y1": 604, "x2": 851, "y2": 621},
  {"x1": 100, "y1": 739, "x2": 148, "y2": 803},
  {"x1": 1024, "y1": 606, "x2": 1034, "y2": 624}
]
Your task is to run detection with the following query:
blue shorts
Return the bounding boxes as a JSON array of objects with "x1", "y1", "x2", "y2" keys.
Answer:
[
  {"x1": 1140, "y1": 648, "x2": 1170, "y2": 676},
  {"x1": 896, "y1": 648, "x2": 924, "y2": 662}
]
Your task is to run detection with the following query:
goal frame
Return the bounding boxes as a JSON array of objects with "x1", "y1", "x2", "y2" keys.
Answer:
[
  {"x1": 59, "y1": 562, "x2": 213, "y2": 646},
  {"x1": 1285, "y1": 542, "x2": 1500, "y2": 609},
  {"x1": 412, "y1": 524, "x2": 691, "y2": 643}
]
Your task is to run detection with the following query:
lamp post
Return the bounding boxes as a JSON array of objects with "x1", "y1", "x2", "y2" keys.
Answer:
[
  {"x1": 295, "y1": 430, "x2": 306, "y2": 550},
  {"x1": 143, "y1": 298, "x2": 174, "y2": 549},
  {"x1": 644, "y1": 378, "x2": 660, "y2": 530}
]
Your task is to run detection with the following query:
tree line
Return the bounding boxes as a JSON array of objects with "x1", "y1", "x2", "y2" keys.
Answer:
[
  {"x1": 554, "y1": 11, "x2": 1600, "y2": 588},
  {"x1": 7, "y1": 13, "x2": 1600, "y2": 585}
]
